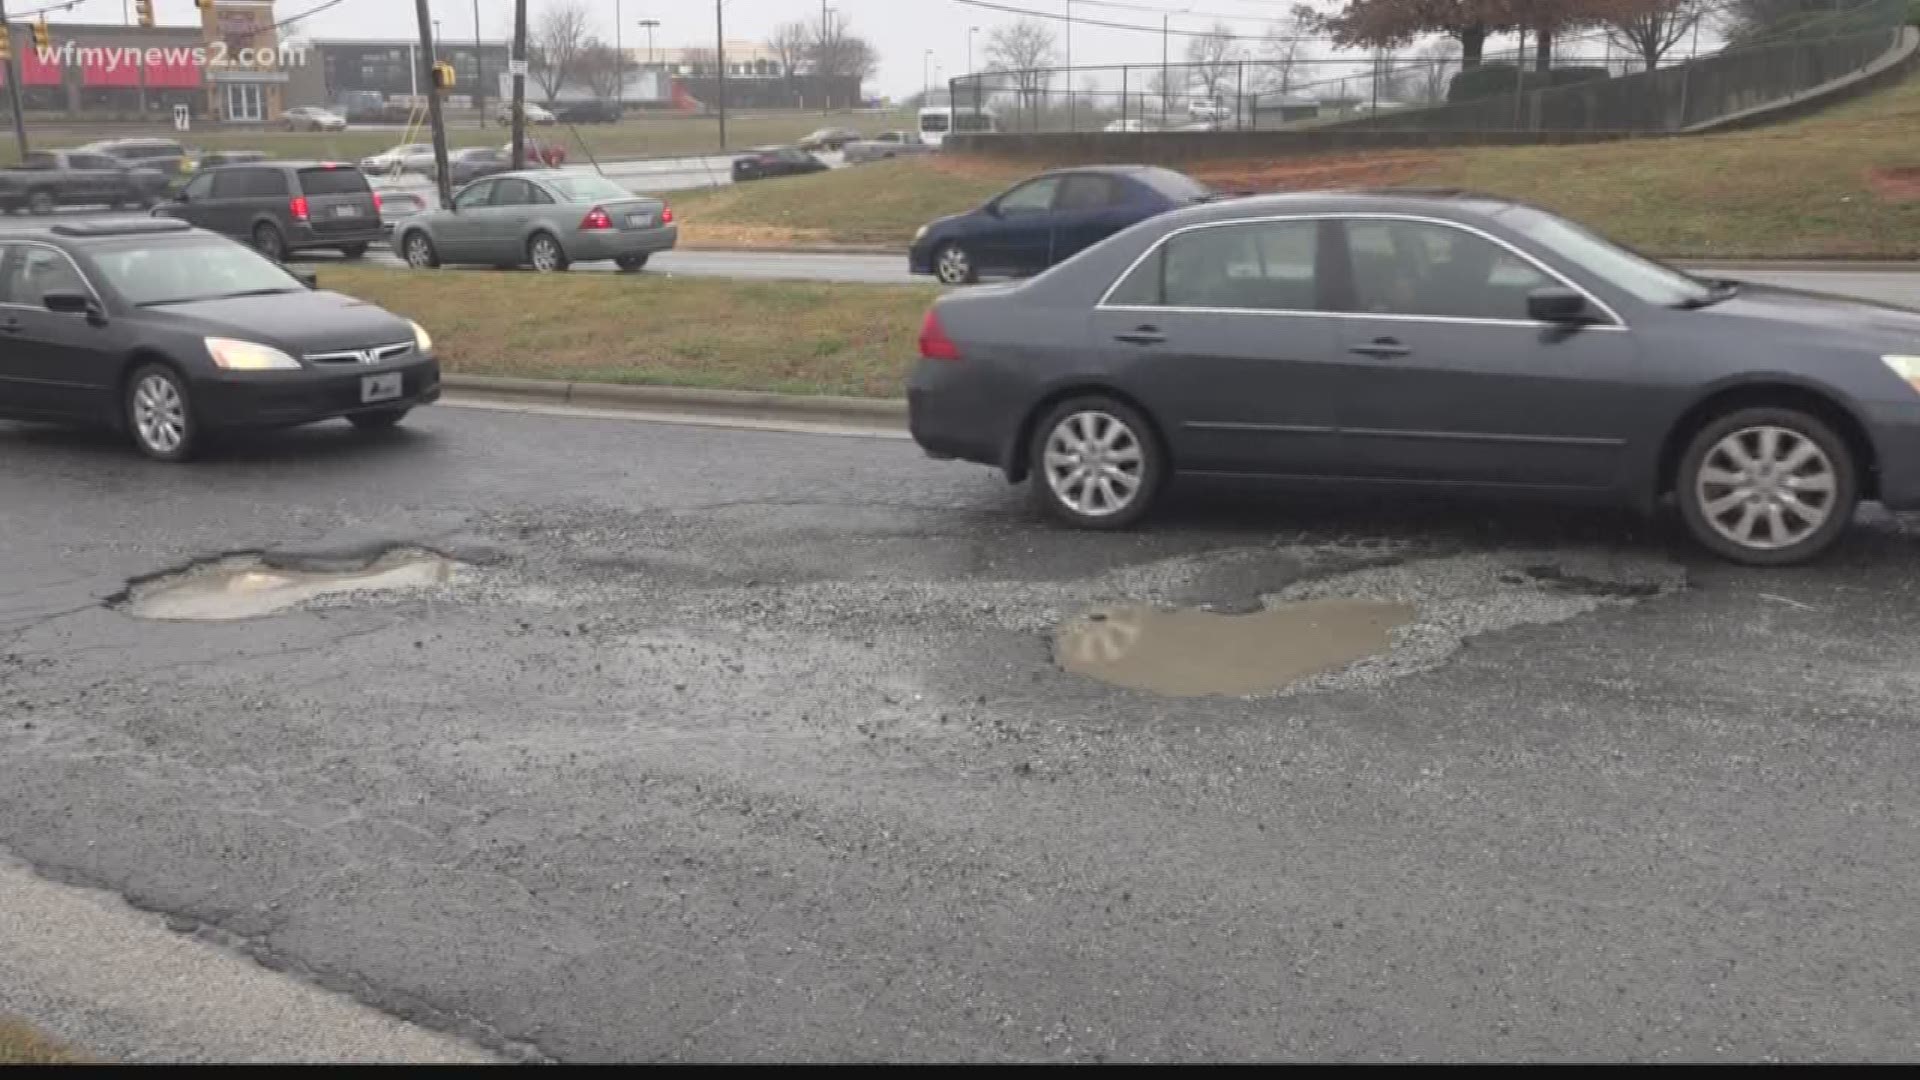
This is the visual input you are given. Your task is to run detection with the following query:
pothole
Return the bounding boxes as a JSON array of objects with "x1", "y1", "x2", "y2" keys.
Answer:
[
  {"x1": 1056, "y1": 599, "x2": 1416, "y2": 698},
  {"x1": 122, "y1": 549, "x2": 457, "y2": 621}
]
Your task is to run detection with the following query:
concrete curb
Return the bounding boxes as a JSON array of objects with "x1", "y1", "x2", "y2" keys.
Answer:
[
  {"x1": 442, "y1": 374, "x2": 908, "y2": 429},
  {"x1": 679, "y1": 242, "x2": 908, "y2": 257}
]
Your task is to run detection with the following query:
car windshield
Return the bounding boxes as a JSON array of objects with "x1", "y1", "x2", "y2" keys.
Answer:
[
  {"x1": 544, "y1": 176, "x2": 630, "y2": 201},
  {"x1": 92, "y1": 238, "x2": 306, "y2": 306},
  {"x1": 1501, "y1": 206, "x2": 1710, "y2": 307}
]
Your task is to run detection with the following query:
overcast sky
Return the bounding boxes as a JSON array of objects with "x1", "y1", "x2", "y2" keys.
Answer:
[{"x1": 63, "y1": 0, "x2": 1652, "y2": 98}]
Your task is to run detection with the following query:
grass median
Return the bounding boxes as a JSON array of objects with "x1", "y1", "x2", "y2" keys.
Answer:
[
  {"x1": 317, "y1": 266, "x2": 940, "y2": 398},
  {"x1": 0, "y1": 1018, "x2": 86, "y2": 1064},
  {"x1": 674, "y1": 67, "x2": 1920, "y2": 259}
]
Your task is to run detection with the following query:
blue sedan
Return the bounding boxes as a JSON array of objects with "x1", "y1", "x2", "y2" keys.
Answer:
[{"x1": 909, "y1": 165, "x2": 1212, "y2": 285}]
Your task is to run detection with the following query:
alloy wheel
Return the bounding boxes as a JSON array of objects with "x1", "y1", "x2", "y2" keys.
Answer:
[
  {"x1": 132, "y1": 373, "x2": 188, "y2": 456},
  {"x1": 1043, "y1": 410, "x2": 1145, "y2": 519},
  {"x1": 404, "y1": 233, "x2": 436, "y2": 268},
  {"x1": 935, "y1": 244, "x2": 973, "y2": 285},
  {"x1": 530, "y1": 236, "x2": 562, "y2": 272},
  {"x1": 1694, "y1": 424, "x2": 1838, "y2": 552}
]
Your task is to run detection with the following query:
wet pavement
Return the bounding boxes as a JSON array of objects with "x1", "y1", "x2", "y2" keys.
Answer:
[{"x1": 6, "y1": 406, "x2": 1920, "y2": 1060}]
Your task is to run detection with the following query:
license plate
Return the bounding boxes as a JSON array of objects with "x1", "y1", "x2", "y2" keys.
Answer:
[
  {"x1": 361, "y1": 372, "x2": 402, "y2": 403},
  {"x1": 626, "y1": 212, "x2": 653, "y2": 228},
  {"x1": 333, "y1": 204, "x2": 359, "y2": 218}
]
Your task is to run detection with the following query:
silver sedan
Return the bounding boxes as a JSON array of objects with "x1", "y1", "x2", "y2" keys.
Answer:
[{"x1": 393, "y1": 171, "x2": 678, "y2": 272}]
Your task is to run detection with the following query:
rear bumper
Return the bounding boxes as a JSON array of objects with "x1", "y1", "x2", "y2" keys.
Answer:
[
  {"x1": 195, "y1": 358, "x2": 442, "y2": 428},
  {"x1": 567, "y1": 224, "x2": 680, "y2": 262},
  {"x1": 907, "y1": 359, "x2": 1005, "y2": 469},
  {"x1": 289, "y1": 221, "x2": 387, "y2": 250}
]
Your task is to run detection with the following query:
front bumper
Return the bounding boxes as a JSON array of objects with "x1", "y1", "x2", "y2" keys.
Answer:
[
  {"x1": 907, "y1": 240, "x2": 938, "y2": 276},
  {"x1": 567, "y1": 224, "x2": 680, "y2": 262},
  {"x1": 1867, "y1": 400, "x2": 1920, "y2": 509},
  {"x1": 195, "y1": 358, "x2": 442, "y2": 428}
]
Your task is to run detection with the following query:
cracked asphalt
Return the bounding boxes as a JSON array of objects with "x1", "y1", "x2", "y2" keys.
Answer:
[{"x1": 5, "y1": 405, "x2": 1920, "y2": 1061}]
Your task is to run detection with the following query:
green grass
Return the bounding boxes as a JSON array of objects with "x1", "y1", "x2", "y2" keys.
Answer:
[
  {"x1": 3, "y1": 109, "x2": 915, "y2": 167},
  {"x1": 317, "y1": 265, "x2": 940, "y2": 398},
  {"x1": 677, "y1": 69, "x2": 1920, "y2": 259}
]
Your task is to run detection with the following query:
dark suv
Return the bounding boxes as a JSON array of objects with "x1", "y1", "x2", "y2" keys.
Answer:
[
  {"x1": 556, "y1": 99, "x2": 622, "y2": 123},
  {"x1": 153, "y1": 161, "x2": 385, "y2": 261}
]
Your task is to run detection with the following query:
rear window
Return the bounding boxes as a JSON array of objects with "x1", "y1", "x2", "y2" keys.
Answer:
[
  {"x1": 1137, "y1": 168, "x2": 1211, "y2": 203},
  {"x1": 296, "y1": 167, "x2": 371, "y2": 196},
  {"x1": 543, "y1": 176, "x2": 630, "y2": 202},
  {"x1": 921, "y1": 113, "x2": 950, "y2": 133}
]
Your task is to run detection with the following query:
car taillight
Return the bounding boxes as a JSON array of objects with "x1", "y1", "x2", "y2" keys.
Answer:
[
  {"x1": 289, "y1": 195, "x2": 309, "y2": 221},
  {"x1": 660, "y1": 205, "x2": 674, "y2": 224},
  {"x1": 919, "y1": 309, "x2": 962, "y2": 361},
  {"x1": 371, "y1": 190, "x2": 382, "y2": 210},
  {"x1": 580, "y1": 206, "x2": 613, "y2": 230}
]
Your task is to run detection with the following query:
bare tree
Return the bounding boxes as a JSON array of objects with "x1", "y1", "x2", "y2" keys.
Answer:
[
  {"x1": 807, "y1": 9, "x2": 881, "y2": 109},
  {"x1": 769, "y1": 20, "x2": 810, "y2": 105},
  {"x1": 529, "y1": 1, "x2": 591, "y2": 105},
  {"x1": 1259, "y1": 4, "x2": 1321, "y2": 96},
  {"x1": 576, "y1": 38, "x2": 622, "y2": 102},
  {"x1": 1410, "y1": 36, "x2": 1462, "y2": 103},
  {"x1": 1606, "y1": 0, "x2": 1706, "y2": 70},
  {"x1": 680, "y1": 47, "x2": 717, "y2": 75},
  {"x1": 985, "y1": 19, "x2": 1058, "y2": 112},
  {"x1": 1185, "y1": 21, "x2": 1245, "y2": 105}
]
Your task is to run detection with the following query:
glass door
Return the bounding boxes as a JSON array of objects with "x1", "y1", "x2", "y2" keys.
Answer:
[{"x1": 224, "y1": 83, "x2": 262, "y2": 122}]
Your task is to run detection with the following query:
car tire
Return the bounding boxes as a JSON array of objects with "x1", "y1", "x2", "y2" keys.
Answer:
[
  {"x1": 614, "y1": 254, "x2": 649, "y2": 272},
  {"x1": 252, "y1": 222, "x2": 287, "y2": 262},
  {"x1": 1027, "y1": 395, "x2": 1165, "y2": 530},
  {"x1": 339, "y1": 242, "x2": 369, "y2": 259},
  {"x1": 933, "y1": 242, "x2": 977, "y2": 285},
  {"x1": 125, "y1": 362, "x2": 198, "y2": 463},
  {"x1": 401, "y1": 230, "x2": 440, "y2": 269},
  {"x1": 27, "y1": 189, "x2": 54, "y2": 215},
  {"x1": 527, "y1": 232, "x2": 569, "y2": 272},
  {"x1": 1676, "y1": 406, "x2": 1859, "y2": 567},
  {"x1": 349, "y1": 407, "x2": 411, "y2": 431}
]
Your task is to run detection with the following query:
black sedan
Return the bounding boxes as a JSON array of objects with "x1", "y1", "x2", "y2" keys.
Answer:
[
  {"x1": 908, "y1": 189, "x2": 1920, "y2": 566},
  {"x1": 0, "y1": 219, "x2": 440, "y2": 461},
  {"x1": 732, "y1": 146, "x2": 829, "y2": 183},
  {"x1": 908, "y1": 165, "x2": 1213, "y2": 285}
]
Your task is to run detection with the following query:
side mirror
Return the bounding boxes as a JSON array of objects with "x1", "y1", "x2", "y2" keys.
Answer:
[
  {"x1": 289, "y1": 268, "x2": 318, "y2": 289},
  {"x1": 43, "y1": 291, "x2": 97, "y2": 318},
  {"x1": 173, "y1": 189, "x2": 190, "y2": 202},
  {"x1": 1527, "y1": 287, "x2": 1590, "y2": 323},
  {"x1": 983, "y1": 200, "x2": 1002, "y2": 218}
]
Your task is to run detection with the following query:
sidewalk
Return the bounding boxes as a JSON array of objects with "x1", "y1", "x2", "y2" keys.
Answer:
[{"x1": 0, "y1": 858, "x2": 505, "y2": 1063}]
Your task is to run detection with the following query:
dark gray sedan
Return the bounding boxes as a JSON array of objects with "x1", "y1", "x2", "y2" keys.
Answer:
[{"x1": 908, "y1": 189, "x2": 1920, "y2": 566}]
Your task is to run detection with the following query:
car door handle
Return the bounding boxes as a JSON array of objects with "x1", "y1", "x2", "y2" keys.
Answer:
[
  {"x1": 1115, "y1": 326, "x2": 1165, "y2": 346},
  {"x1": 1348, "y1": 337, "x2": 1410, "y2": 359},
  {"x1": 0, "y1": 317, "x2": 20, "y2": 333}
]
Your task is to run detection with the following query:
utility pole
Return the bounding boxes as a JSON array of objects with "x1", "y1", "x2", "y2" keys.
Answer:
[
  {"x1": 1, "y1": 1, "x2": 27, "y2": 156},
  {"x1": 820, "y1": 1, "x2": 834, "y2": 112},
  {"x1": 1161, "y1": 14, "x2": 1169, "y2": 129},
  {"x1": 715, "y1": 0, "x2": 726, "y2": 148},
  {"x1": 1065, "y1": 0, "x2": 1074, "y2": 130},
  {"x1": 511, "y1": 0, "x2": 527, "y2": 169},
  {"x1": 417, "y1": 2, "x2": 452, "y2": 209},
  {"x1": 614, "y1": 0, "x2": 622, "y2": 110},
  {"x1": 473, "y1": 0, "x2": 484, "y2": 126}
]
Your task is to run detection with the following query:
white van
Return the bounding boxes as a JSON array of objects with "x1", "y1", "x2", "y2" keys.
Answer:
[{"x1": 918, "y1": 106, "x2": 1000, "y2": 147}]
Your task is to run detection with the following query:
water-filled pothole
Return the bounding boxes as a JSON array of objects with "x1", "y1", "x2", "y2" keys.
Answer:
[
  {"x1": 123, "y1": 549, "x2": 456, "y2": 621},
  {"x1": 1055, "y1": 599, "x2": 1416, "y2": 698}
]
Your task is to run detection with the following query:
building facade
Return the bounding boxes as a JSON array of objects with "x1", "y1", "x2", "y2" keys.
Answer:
[{"x1": 283, "y1": 39, "x2": 512, "y2": 113}]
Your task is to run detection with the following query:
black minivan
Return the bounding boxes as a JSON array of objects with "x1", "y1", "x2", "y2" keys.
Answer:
[{"x1": 153, "y1": 161, "x2": 386, "y2": 261}]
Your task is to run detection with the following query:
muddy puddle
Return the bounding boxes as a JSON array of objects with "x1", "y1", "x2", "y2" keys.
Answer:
[
  {"x1": 1055, "y1": 598, "x2": 1416, "y2": 698},
  {"x1": 124, "y1": 550, "x2": 456, "y2": 621}
]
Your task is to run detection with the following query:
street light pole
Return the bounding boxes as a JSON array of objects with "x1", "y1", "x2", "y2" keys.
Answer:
[
  {"x1": 967, "y1": 26, "x2": 977, "y2": 76},
  {"x1": 473, "y1": 0, "x2": 484, "y2": 127},
  {"x1": 1, "y1": 0, "x2": 29, "y2": 155},
  {"x1": 715, "y1": 0, "x2": 726, "y2": 148},
  {"x1": 820, "y1": 2, "x2": 835, "y2": 113},
  {"x1": 614, "y1": 0, "x2": 623, "y2": 109},
  {"x1": 923, "y1": 49, "x2": 931, "y2": 101}
]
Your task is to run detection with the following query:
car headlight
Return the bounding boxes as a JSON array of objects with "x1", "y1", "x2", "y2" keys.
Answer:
[
  {"x1": 410, "y1": 320, "x2": 433, "y2": 353},
  {"x1": 1882, "y1": 355, "x2": 1920, "y2": 392},
  {"x1": 913, "y1": 224, "x2": 929, "y2": 242},
  {"x1": 205, "y1": 337, "x2": 300, "y2": 371}
]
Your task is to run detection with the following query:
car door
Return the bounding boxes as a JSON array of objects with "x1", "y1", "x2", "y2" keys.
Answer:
[
  {"x1": 202, "y1": 168, "x2": 259, "y2": 239},
  {"x1": 1049, "y1": 173, "x2": 1140, "y2": 267},
  {"x1": 161, "y1": 171, "x2": 217, "y2": 230},
  {"x1": 0, "y1": 243, "x2": 115, "y2": 420},
  {"x1": 1328, "y1": 216, "x2": 1642, "y2": 491},
  {"x1": 435, "y1": 179, "x2": 497, "y2": 260},
  {"x1": 969, "y1": 176, "x2": 1061, "y2": 276},
  {"x1": 1089, "y1": 218, "x2": 1347, "y2": 477},
  {"x1": 67, "y1": 154, "x2": 122, "y2": 206},
  {"x1": 477, "y1": 177, "x2": 545, "y2": 263}
]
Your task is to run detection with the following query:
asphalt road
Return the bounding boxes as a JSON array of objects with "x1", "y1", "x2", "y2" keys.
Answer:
[{"x1": 6, "y1": 405, "x2": 1920, "y2": 1060}]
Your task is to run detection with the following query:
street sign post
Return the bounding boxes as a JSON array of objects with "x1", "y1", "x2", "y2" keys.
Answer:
[{"x1": 173, "y1": 104, "x2": 191, "y2": 131}]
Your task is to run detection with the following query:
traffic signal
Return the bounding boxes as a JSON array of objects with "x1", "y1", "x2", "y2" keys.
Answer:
[
  {"x1": 196, "y1": 0, "x2": 214, "y2": 9},
  {"x1": 0, "y1": 26, "x2": 10, "y2": 62},
  {"x1": 431, "y1": 62, "x2": 456, "y2": 90},
  {"x1": 136, "y1": 0, "x2": 154, "y2": 27},
  {"x1": 31, "y1": 18, "x2": 48, "y2": 52}
]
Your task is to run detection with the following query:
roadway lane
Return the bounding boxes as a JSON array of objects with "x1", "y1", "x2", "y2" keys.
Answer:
[{"x1": 6, "y1": 405, "x2": 1920, "y2": 1059}]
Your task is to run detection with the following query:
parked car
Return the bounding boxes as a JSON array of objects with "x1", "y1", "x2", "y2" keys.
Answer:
[
  {"x1": 282, "y1": 106, "x2": 348, "y2": 131},
  {"x1": 1103, "y1": 119, "x2": 1154, "y2": 133},
  {"x1": 394, "y1": 172, "x2": 675, "y2": 273},
  {"x1": 842, "y1": 131, "x2": 935, "y2": 164},
  {"x1": 509, "y1": 138, "x2": 568, "y2": 168},
  {"x1": 190, "y1": 149, "x2": 271, "y2": 171},
  {"x1": 442, "y1": 146, "x2": 513, "y2": 186},
  {"x1": 908, "y1": 188, "x2": 1920, "y2": 566},
  {"x1": 77, "y1": 137, "x2": 191, "y2": 178},
  {"x1": 797, "y1": 127, "x2": 863, "y2": 152},
  {"x1": 494, "y1": 101, "x2": 557, "y2": 125},
  {"x1": 0, "y1": 150, "x2": 171, "y2": 214},
  {"x1": 909, "y1": 165, "x2": 1213, "y2": 285},
  {"x1": 375, "y1": 186, "x2": 430, "y2": 237},
  {"x1": 732, "y1": 146, "x2": 828, "y2": 182},
  {"x1": 1188, "y1": 99, "x2": 1232, "y2": 122},
  {"x1": 0, "y1": 218, "x2": 439, "y2": 461},
  {"x1": 555, "y1": 99, "x2": 622, "y2": 124},
  {"x1": 152, "y1": 161, "x2": 385, "y2": 262},
  {"x1": 357, "y1": 143, "x2": 436, "y2": 176}
]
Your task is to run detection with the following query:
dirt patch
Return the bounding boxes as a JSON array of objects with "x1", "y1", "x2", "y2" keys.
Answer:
[
  {"x1": 0, "y1": 1018, "x2": 86, "y2": 1064},
  {"x1": 678, "y1": 222, "x2": 838, "y2": 249},
  {"x1": 1867, "y1": 166, "x2": 1920, "y2": 202},
  {"x1": 1188, "y1": 152, "x2": 1441, "y2": 194}
]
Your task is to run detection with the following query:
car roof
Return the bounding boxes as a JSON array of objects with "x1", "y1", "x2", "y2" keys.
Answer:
[
  {"x1": 1148, "y1": 187, "x2": 1536, "y2": 229},
  {"x1": 201, "y1": 160, "x2": 358, "y2": 171},
  {"x1": 26, "y1": 219, "x2": 198, "y2": 243}
]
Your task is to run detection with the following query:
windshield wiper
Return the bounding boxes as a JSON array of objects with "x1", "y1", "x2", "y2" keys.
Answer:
[
  {"x1": 1675, "y1": 280, "x2": 1740, "y2": 310},
  {"x1": 212, "y1": 287, "x2": 302, "y2": 299}
]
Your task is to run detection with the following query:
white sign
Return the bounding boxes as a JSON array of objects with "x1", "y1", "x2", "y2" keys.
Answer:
[
  {"x1": 172, "y1": 104, "x2": 190, "y2": 132},
  {"x1": 508, "y1": 59, "x2": 528, "y2": 76}
]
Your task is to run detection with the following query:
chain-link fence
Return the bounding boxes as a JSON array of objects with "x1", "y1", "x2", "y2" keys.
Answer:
[{"x1": 945, "y1": 0, "x2": 1912, "y2": 136}]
